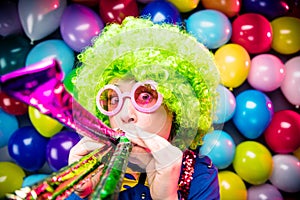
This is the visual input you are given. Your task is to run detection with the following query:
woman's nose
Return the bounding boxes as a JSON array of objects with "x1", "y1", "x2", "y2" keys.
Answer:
[{"x1": 119, "y1": 98, "x2": 137, "y2": 123}]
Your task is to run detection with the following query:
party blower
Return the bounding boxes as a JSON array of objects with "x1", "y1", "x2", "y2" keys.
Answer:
[{"x1": 0, "y1": 59, "x2": 132, "y2": 200}]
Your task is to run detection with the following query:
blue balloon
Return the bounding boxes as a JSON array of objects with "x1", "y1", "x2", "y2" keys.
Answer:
[
  {"x1": 185, "y1": 9, "x2": 232, "y2": 49},
  {"x1": 8, "y1": 126, "x2": 49, "y2": 172},
  {"x1": 0, "y1": 109, "x2": 19, "y2": 148},
  {"x1": 200, "y1": 130, "x2": 236, "y2": 169},
  {"x1": 22, "y1": 174, "x2": 48, "y2": 187},
  {"x1": 214, "y1": 85, "x2": 236, "y2": 124},
  {"x1": 233, "y1": 89, "x2": 274, "y2": 139},
  {"x1": 242, "y1": 0, "x2": 290, "y2": 20},
  {"x1": 141, "y1": 0, "x2": 182, "y2": 25},
  {"x1": 25, "y1": 39, "x2": 74, "y2": 77}
]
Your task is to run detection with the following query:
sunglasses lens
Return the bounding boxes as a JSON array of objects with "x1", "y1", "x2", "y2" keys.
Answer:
[
  {"x1": 98, "y1": 88, "x2": 119, "y2": 112},
  {"x1": 134, "y1": 84, "x2": 159, "y2": 109}
]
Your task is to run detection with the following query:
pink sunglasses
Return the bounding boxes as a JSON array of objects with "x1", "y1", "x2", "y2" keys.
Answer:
[{"x1": 96, "y1": 80, "x2": 163, "y2": 116}]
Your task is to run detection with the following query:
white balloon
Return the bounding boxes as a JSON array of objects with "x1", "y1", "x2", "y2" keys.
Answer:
[
  {"x1": 281, "y1": 56, "x2": 300, "y2": 107},
  {"x1": 18, "y1": 0, "x2": 67, "y2": 42}
]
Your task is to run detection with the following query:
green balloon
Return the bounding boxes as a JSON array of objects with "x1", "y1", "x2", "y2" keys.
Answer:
[
  {"x1": 63, "y1": 67, "x2": 81, "y2": 95},
  {"x1": 0, "y1": 35, "x2": 31, "y2": 75}
]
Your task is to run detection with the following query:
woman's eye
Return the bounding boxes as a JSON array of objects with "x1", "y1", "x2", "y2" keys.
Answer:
[
  {"x1": 109, "y1": 96, "x2": 119, "y2": 105},
  {"x1": 137, "y1": 92, "x2": 153, "y2": 104}
]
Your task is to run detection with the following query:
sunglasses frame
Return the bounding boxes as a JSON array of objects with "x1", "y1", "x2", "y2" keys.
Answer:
[{"x1": 96, "y1": 80, "x2": 163, "y2": 116}]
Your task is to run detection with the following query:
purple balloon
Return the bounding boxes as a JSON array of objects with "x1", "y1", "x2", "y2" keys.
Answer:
[
  {"x1": 60, "y1": 4, "x2": 104, "y2": 52},
  {"x1": 242, "y1": 0, "x2": 289, "y2": 20},
  {"x1": 248, "y1": 183, "x2": 283, "y2": 200},
  {"x1": 46, "y1": 130, "x2": 80, "y2": 171},
  {"x1": 0, "y1": 0, "x2": 23, "y2": 37}
]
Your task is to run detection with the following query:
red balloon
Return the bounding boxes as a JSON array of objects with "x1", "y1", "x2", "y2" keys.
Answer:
[
  {"x1": 99, "y1": 0, "x2": 139, "y2": 24},
  {"x1": 231, "y1": 13, "x2": 273, "y2": 54},
  {"x1": 264, "y1": 110, "x2": 300, "y2": 153},
  {"x1": 0, "y1": 91, "x2": 28, "y2": 115}
]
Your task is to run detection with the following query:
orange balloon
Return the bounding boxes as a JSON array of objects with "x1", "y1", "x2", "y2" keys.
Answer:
[
  {"x1": 201, "y1": 0, "x2": 241, "y2": 17},
  {"x1": 218, "y1": 171, "x2": 247, "y2": 200},
  {"x1": 214, "y1": 43, "x2": 251, "y2": 90}
]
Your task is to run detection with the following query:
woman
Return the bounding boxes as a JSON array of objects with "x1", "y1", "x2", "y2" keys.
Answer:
[{"x1": 68, "y1": 17, "x2": 220, "y2": 199}]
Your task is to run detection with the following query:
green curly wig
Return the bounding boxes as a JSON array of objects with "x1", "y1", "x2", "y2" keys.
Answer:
[{"x1": 74, "y1": 17, "x2": 220, "y2": 150}]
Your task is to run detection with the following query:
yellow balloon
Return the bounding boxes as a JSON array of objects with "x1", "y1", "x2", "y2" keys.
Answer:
[
  {"x1": 271, "y1": 17, "x2": 300, "y2": 55},
  {"x1": 218, "y1": 171, "x2": 247, "y2": 200},
  {"x1": 0, "y1": 162, "x2": 26, "y2": 198},
  {"x1": 214, "y1": 43, "x2": 251, "y2": 90},
  {"x1": 293, "y1": 147, "x2": 300, "y2": 160},
  {"x1": 233, "y1": 141, "x2": 273, "y2": 185},
  {"x1": 167, "y1": 0, "x2": 200, "y2": 12},
  {"x1": 28, "y1": 106, "x2": 63, "y2": 137}
]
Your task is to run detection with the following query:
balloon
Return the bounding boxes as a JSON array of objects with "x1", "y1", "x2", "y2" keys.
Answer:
[
  {"x1": 25, "y1": 39, "x2": 74, "y2": 76},
  {"x1": 0, "y1": 109, "x2": 18, "y2": 148},
  {"x1": 233, "y1": 90, "x2": 273, "y2": 139},
  {"x1": 271, "y1": 17, "x2": 300, "y2": 54},
  {"x1": 281, "y1": 56, "x2": 300, "y2": 107},
  {"x1": 63, "y1": 67, "x2": 81, "y2": 94},
  {"x1": 264, "y1": 110, "x2": 300, "y2": 153},
  {"x1": 218, "y1": 171, "x2": 247, "y2": 200},
  {"x1": 60, "y1": 4, "x2": 104, "y2": 52},
  {"x1": 247, "y1": 183, "x2": 283, "y2": 200},
  {"x1": 200, "y1": 130, "x2": 236, "y2": 169},
  {"x1": 0, "y1": 161, "x2": 25, "y2": 198},
  {"x1": 141, "y1": 0, "x2": 182, "y2": 25},
  {"x1": 242, "y1": 0, "x2": 290, "y2": 20},
  {"x1": 0, "y1": 91, "x2": 28, "y2": 115},
  {"x1": 28, "y1": 106, "x2": 63, "y2": 138},
  {"x1": 201, "y1": 0, "x2": 241, "y2": 17},
  {"x1": 269, "y1": 154, "x2": 300, "y2": 193},
  {"x1": 213, "y1": 85, "x2": 236, "y2": 124},
  {"x1": 0, "y1": 35, "x2": 31, "y2": 75},
  {"x1": 214, "y1": 43, "x2": 251, "y2": 89},
  {"x1": 0, "y1": 146, "x2": 14, "y2": 162},
  {"x1": 18, "y1": 0, "x2": 67, "y2": 42},
  {"x1": 168, "y1": 0, "x2": 200, "y2": 12},
  {"x1": 99, "y1": 0, "x2": 139, "y2": 24},
  {"x1": 8, "y1": 126, "x2": 49, "y2": 172},
  {"x1": 186, "y1": 9, "x2": 232, "y2": 49},
  {"x1": 294, "y1": 147, "x2": 300, "y2": 160},
  {"x1": 46, "y1": 130, "x2": 80, "y2": 171},
  {"x1": 0, "y1": 0, "x2": 23, "y2": 37},
  {"x1": 248, "y1": 54, "x2": 286, "y2": 92},
  {"x1": 22, "y1": 174, "x2": 49, "y2": 187},
  {"x1": 231, "y1": 13, "x2": 273, "y2": 54},
  {"x1": 233, "y1": 141, "x2": 273, "y2": 185}
]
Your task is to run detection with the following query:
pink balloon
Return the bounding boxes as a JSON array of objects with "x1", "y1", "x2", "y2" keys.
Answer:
[
  {"x1": 248, "y1": 54, "x2": 286, "y2": 92},
  {"x1": 60, "y1": 4, "x2": 104, "y2": 52},
  {"x1": 281, "y1": 56, "x2": 300, "y2": 107},
  {"x1": 18, "y1": 0, "x2": 67, "y2": 42}
]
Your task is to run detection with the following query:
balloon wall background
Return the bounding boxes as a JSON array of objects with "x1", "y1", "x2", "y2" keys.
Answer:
[{"x1": 0, "y1": 0, "x2": 299, "y2": 199}]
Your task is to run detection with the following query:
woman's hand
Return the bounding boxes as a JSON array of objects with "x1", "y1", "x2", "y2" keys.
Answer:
[
  {"x1": 122, "y1": 125, "x2": 183, "y2": 200},
  {"x1": 68, "y1": 137, "x2": 106, "y2": 198}
]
